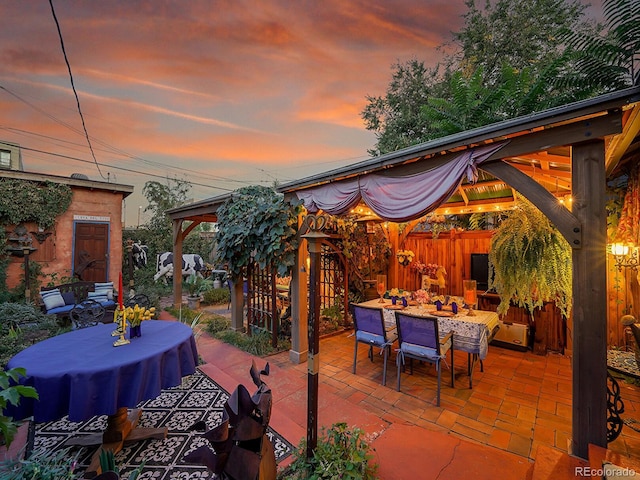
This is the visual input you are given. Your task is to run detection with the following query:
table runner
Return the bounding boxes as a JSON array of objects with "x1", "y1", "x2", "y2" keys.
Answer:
[{"x1": 357, "y1": 299, "x2": 499, "y2": 359}]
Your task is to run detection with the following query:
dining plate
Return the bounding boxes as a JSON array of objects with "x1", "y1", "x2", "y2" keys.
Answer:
[
  {"x1": 384, "y1": 304, "x2": 405, "y2": 310},
  {"x1": 427, "y1": 310, "x2": 455, "y2": 317}
]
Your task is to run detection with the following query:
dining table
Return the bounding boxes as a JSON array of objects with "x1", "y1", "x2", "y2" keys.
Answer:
[
  {"x1": 7, "y1": 319, "x2": 198, "y2": 477},
  {"x1": 356, "y1": 299, "x2": 500, "y2": 388}
]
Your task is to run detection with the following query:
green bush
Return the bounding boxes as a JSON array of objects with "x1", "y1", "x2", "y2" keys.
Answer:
[
  {"x1": 214, "y1": 329, "x2": 289, "y2": 356},
  {"x1": 282, "y1": 422, "x2": 378, "y2": 480},
  {"x1": 206, "y1": 315, "x2": 230, "y2": 335},
  {"x1": 0, "y1": 304, "x2": 65, "y2": 368},
  {"x1": 0, "y1": 446, "x2": 82, "y2": 479},
  {"x1": 202, "y1": 287, "x2": 230, "y2": 305},
  {"x1": 0, "y1": 303, "x2": 56, "y2": 334}
]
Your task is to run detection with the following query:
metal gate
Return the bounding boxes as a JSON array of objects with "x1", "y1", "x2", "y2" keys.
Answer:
[
  {"x1": 319, "y1": 237, "x2": 350, "y2": 327},
  {"x1": 246, "y1": 262, "x2": 279, "y2": 348}
]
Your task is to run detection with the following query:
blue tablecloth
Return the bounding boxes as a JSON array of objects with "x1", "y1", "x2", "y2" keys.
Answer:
[{"x1": 7, "y1": 320, "x2": 198, "y2": 423}]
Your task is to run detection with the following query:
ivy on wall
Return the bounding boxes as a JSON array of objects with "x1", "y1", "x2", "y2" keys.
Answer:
[
  {"x1": 0, "y1": 179, "x2": 73, "y2": 229},
  {"x1": 0, "y1": 178, "x2": 73, "y2": 301}
]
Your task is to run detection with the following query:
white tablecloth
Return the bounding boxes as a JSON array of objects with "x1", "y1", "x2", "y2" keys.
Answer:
[{"x1": 357, "y1": 299, "x2": 499, "y2": 359}]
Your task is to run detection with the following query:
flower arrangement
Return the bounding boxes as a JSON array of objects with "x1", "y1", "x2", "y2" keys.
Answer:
[
  {"x1": 401, "y1": 290, "x2": 412, "y2": 298},
  {"x1": 431, "y1": 295, "x2": 446, "y2": 304},
  {"x1": 389, "y1": 288, "x2": 401, "y2": 298},
  {"x1": 413, "y1": 289, "x2": 430, "y2": 304},
  {"x1": 411, "y1": 261, "x2": 443, "y2": 277},
  {"x1": 396, "y1": 250, "x2": 415, "y2": 266}
]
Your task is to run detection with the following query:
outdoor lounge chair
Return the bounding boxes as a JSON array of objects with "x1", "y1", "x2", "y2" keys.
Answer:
[
  {"x1": 351, "y1": 304, "x2": 398, "y2": 386},
  {"x1": 395, "y1": 311, "x2": 454, "y2": 406}
]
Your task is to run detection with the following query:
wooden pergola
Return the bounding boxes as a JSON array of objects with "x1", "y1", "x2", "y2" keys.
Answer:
[{"x1": 167, "y1": 86, "x2": 640, "y2": 459}]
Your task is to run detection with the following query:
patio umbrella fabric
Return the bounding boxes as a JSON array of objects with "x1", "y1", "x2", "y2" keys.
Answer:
[{"x1": 296, "y1": 142, "x2": 507, "y2": 222}]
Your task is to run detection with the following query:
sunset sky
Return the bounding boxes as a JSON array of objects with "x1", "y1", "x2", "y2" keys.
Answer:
[{"x1": 0, "y1": 1, "x2": 603, "y2": 226}]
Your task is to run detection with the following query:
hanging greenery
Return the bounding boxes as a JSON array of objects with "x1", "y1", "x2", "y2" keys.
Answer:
[
  {"x1": 214, "y1": 186, "x2": 302, "y2": 280},
  {"x1": 489, "y1": 196, "x2": 572, "y2": 317},
  {"x1": 0, "y1": 179, "x2": 73, "y2": 229}
]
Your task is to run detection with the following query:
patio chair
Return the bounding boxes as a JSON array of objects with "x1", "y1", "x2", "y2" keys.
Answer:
[
  {"x1": 352, "y1": 304, "x2": 398, "y2": 386},
  {"x1": 394, "y1": 311, "x2": 454, "y2": 406},
  {"x1": 125, "y1": 293, "x2": 151, "y2": 310},
  {"x1": 69, "y1": 299, "x2": 105, "y2": 330}
]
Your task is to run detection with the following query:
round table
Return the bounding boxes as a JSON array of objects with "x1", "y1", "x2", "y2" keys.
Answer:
[{"x1": 7, "y1": 320, "x2": 198, "y2": 476}]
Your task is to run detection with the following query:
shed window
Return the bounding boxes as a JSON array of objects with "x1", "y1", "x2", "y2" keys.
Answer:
[{"x1": 0, "y1": 150, "x2": 10, "y2": 168}]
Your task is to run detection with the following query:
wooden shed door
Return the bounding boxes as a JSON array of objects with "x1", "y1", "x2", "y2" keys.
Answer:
[{"x1": 73, "y1": 222, "x2": 109, "y2": 282}]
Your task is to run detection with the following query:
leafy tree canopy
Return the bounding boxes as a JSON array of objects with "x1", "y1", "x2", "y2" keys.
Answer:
[
  {"x1": 141, "y1": 178, "x2": 192, "y2": 256},
  {"x1": 362, "y1": 0, "x2": 638, "y2": 154}
]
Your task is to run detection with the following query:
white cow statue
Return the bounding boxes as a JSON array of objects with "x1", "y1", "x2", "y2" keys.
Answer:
[
  {"x1": 154, "y1": 252, "x2": 205, "y2": 282},
  {"x1": 131, "y1": 242, "x2": 148, "y2": 269}
]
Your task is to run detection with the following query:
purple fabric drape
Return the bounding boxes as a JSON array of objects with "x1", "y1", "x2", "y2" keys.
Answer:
[{"x1": 296, "y1": 142, "x2": 507, "y2": 222}]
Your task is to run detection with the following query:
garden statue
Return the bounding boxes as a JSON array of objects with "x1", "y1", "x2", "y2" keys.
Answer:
[{"x1": 184, "y1": 361, "x2": 276, "y2": 480}]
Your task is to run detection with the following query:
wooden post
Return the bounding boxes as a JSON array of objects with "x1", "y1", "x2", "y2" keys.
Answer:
[
  {"x1": 173, "y1": 219, "x2": 183, "y2": 309},
  {"x1": 301, "y1": 215, "x2": 327, "y2": 460},
  {"x1": 571, "y1": 140, "x2": 608, "y2": 458},
  {"x1": 289, "y1": 235, "x2": 309, "y2": 364}
]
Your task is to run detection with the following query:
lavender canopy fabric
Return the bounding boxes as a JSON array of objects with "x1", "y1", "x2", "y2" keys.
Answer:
[{"x1": 296, "y1": 142, "x2": 507, "y2": 222}]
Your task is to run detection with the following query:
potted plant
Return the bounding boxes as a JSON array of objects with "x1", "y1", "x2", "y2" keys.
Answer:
[
  {"x1": 184, "y1": 274, "x2": 211, "y2": 310},
  {"x1": 488, "y1": 197, "x2": 572, "y2": 318},
  {"x1": 1, "y1": 367, "x2": 38, "y2": 457}
]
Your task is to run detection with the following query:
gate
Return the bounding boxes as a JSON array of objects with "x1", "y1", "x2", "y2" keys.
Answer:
[{"x1": 246, "y1": 262, "x2": 279, "y2": 348}]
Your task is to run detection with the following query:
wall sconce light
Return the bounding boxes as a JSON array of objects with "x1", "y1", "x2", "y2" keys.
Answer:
[{"x1": 609, "y1": 243, "x2": 639, "y2": 271}]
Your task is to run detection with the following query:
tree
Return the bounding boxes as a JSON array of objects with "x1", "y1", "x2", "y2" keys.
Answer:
[
  {"x1": 558, "y1": 0, "x2": 640, "y2": 94},
  {"x1": 361, "y1": 60, "x2": 446, "y2": 155},
  {"x1": 141, "y1": 178, "x2": 192, "y2": 256},
  {"x1": 450, "y1": 0, "x2": 593, "y2": 86},
  {"x1": 362, "y1": 0, "x2": 596, "y2": 153}
]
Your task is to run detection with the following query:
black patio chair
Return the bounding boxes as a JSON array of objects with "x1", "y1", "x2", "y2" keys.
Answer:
[{"x1": 69, "y1": 299, "x2": 105, "y2": 330}]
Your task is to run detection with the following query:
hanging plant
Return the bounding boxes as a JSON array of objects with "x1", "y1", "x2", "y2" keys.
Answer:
[
  {"x1": 489, "y1": 196, "x2": 572, "y2": 317},
  {"x1": 214, "y1": 186, "x2": 302, "y2": 280}
]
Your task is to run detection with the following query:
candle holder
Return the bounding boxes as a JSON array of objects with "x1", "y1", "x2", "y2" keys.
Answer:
[
  {"x1": 376, "y1": 275, "x2": 387, "y2": 303},
  {"x1": 463, "y1": 279, "x2": 477, "y2": 316},
  {"x1": 112, "y1": 306, "x2": 130, "y2": 346}
]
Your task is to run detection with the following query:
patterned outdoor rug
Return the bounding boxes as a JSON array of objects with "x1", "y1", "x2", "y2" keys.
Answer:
[
  {"x1": 34, "y1": 369, "x2": 294, "y2": 479},
  {"x1": 608, "y1": 349, "x2": 640, "y2": 380}
]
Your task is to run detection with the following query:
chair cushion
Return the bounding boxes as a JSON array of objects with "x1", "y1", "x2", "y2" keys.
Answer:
[
  {"x1": 400, "y1": 342, "x2": 440, "y2": 361},
  {"x1": 41, "y1": 289, "x2": 65, "y2": 311},
  {"x1": 93, "y1": 282, "x2": 114, "y2": 300},
  {"x1": 46, "y1": 304, "x2": 75, "y2": 315},
  {"x1": 356, "y1": 331, "x2": 386, "y2": 346},
  {"x1": 62, "y1": 291, "x2": 76, "y2": 305}
]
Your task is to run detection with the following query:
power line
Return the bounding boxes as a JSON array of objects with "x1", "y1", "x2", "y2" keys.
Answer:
[
  {"x1": 0, "y1": 123, "x2": 270, "y2": 186},
  {"x1": 9, "y1": 142, "x2": 236, "y2": 192},
  {"x1": 48, "y1": 0, "x2": 106, "y2": 180}
]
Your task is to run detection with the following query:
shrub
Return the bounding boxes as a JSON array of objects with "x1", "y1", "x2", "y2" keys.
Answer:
[
  {"x1": 282, "y1": 422, "x2": 378, "y2": 479},
  {"x1": 214, "y1": 329, "x2": 289, "y2": 356},
  {"x1": 0, "y1": 446, "x2": 82, "y2": 479},
  {"x1": 202, "y1": 287, "x2": 230, "y2": 305},
  {"x1": 206, "y1": 315, "x2": 230, "y2": 335},
  {"x1": 0, "y1": 367, "x2": 39, "y2": 448},
  {"x1": 0, "y1": 303, "x2": 56, "y2": 334},
  {"x1": 0, "y1": 304, "x2": 64, "y2": 368}
]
